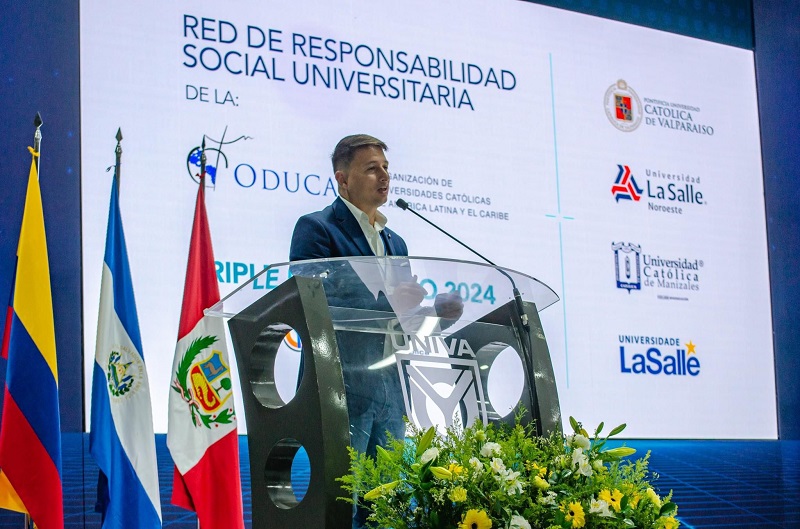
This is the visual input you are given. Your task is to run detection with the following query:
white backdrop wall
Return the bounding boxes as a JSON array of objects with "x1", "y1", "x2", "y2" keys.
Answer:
[{"x1": 80, "y1": 0, "x2": 775, "y2": 438}]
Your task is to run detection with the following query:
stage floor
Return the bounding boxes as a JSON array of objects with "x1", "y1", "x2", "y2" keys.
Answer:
[{"x1": 0, "y1": 435, "x2": 797, "y2": 528}]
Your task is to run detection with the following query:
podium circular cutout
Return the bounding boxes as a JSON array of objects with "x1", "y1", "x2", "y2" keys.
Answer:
[
  {"x1": 478, "y1": 342, "x2": 525, "y2": 419},
  {"x1": 264, "y1": 438, "x2": 310, "y2": 509},
  {"x1": 249, "y1": 324, "x2": 304, "y2": 409}
]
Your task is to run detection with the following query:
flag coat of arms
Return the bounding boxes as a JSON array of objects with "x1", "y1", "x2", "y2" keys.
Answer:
[
  {"x1": 89, "y1": 178, "x2": 161, "y2": 528},
  {"x1": 0, "y1": 151, "x2": 63, "y2": 528},
  {"x1": 167, "y1": 179, "x2": 244, "y2": 528}
]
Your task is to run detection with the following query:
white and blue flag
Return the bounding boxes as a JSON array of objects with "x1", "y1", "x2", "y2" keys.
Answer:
[{"x1": 90, "y1": 178, "x2": 161, "y2": 528}]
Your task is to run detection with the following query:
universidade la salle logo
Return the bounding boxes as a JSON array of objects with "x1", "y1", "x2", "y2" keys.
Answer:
[
  {"x1": 107, "y1": 348, "x2": 143, "y2": 398},
  {"x1": 171, "y1": 335, "x2": 236, "y2": 429}
]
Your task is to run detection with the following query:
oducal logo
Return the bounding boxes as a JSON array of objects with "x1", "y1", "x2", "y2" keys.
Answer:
[
  {"x1": 185, "y1": 128, "x2": 338, "y2": 197},
  {"x1": 604, "y1": 79, "x2": 642, "y2": 132},
  {"x1": 611, "y1": 164, "x2": 706, "y2": 215},
  {"x1": 612, "y1": 242, "x2": 704, "y2": 298},
  {"x1": 618, "y1": 335, "x2": 701, "y2": 377}
]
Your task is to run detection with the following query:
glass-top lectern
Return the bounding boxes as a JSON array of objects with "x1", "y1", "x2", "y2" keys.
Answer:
[{"x1": 207, "y1": 256, "x2": 561, "y2": 529}]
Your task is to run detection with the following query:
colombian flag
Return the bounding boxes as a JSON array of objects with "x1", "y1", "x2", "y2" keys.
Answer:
[{"x1": 0, "y1": 149, "x2": 64, "y2": 527}]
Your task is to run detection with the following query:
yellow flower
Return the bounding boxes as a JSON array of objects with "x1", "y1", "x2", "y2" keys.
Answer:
[
  {"x1": 363, "y1": 480, "x2": 400, "y2": 501},
  {"x1": 533, "y1": 476, "x2": 550, "y2": 490},
  {"x1": 629, "y1": 492, "x2": 641, "y2": 508},
  {"x1": 459, "y1": 509, "x2": 493, "y2": 529},
  {"x1": 561, "y1": 501, "x2": 586, "y2": 528},
  {"x1": 448, "y1": 486, "x2": 468, "y2": 503},
  {"x1": 458, "y1": 509, "x2": 492, "y2": 529},
  {"x1": 449, "y1": 463, "x2": 465, "y2": 476},
  {"x1": 645, "y1": 488, "x2": 662, "y2": 509},
  {"x1": 525, "y1": 461, "x2": 547, "y2": 477},
  {"x1": 598, "y1": 488, "x2": 624, "y2": 512},
  {"x1": 430, "y1": 466, "x2": 453, "y2": 480},
  {"x1": 657, "y1": 516, "x2": 679, "y2": 529}
]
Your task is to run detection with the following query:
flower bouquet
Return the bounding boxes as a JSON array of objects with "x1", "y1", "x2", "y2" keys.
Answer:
[{"x1": 339, "y1": 415, "x2": 679, "y2": 529}]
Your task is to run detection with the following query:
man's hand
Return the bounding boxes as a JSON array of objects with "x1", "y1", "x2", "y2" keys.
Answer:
[
  {"x1": 390, "y1": 276, "x2": 427, "y2": 312},
  {"x1": 434, "y1": 291, "x2": 464, "y2": 320}
]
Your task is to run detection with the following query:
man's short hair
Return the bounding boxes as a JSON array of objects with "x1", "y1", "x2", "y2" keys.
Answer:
[{"x1": 331, "y1": 134, "x2": 388, "y2": 172}]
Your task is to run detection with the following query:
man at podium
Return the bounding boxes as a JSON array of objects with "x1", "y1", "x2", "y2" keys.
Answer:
[
  {"x1": 291, "y1": 133, "x2": 468, "y2": 527},
  {"x1": 290, "y1": 134, "x2": 427, "y2": 528},
  {"x1": 290, "y1": 133, "x2": 424, "y2": 445}
]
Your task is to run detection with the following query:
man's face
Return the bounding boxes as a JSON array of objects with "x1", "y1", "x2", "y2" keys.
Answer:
[{"x1": 337, "y1": 145, "x2": 390, "y2": 213}]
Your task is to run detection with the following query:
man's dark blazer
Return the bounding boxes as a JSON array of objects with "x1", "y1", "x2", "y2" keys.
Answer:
[
  {"x1": 289, "y1": 197, "x2": 408, "y2": 415},
  {"x1": 290, "y1": 196, "x2": 408, "y2": 261}
]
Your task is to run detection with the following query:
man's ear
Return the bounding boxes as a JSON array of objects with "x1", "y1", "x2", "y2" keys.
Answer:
[{"x1": 335, "y1": 170, "x2": 347, "y2": 188}]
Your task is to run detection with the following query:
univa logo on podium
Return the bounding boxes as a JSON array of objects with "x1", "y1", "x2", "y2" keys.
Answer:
[
  {"x1": 393, "y1": 335, "x2": 488, "y2": 433},
  {"x1": 617, "y1": 335, "x2": 701, "y2": 377}
]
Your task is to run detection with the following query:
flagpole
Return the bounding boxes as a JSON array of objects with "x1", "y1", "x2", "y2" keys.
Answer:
[
  {"x1": 197, "y1": 136, "x2": 206, "y2": 529},
  {"x1": 114, "y1": 128, "x2": 123, "y2": 196},
  {"x1": 24, "y1": 112, "x2": 42, "y2": 529}
]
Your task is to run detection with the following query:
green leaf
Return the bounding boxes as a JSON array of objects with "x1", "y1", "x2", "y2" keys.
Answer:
[
  {"x1": 623, "y1": 518, "x2": 635, "y2": 527},
  {"x1": 569, "y1": 416, "x2": 580, "y2": 433},
  {"x1": 376, "y1": 445, "x2": 391, "y2": 463},
  {"x1": 175, "y1": 335, "x2": 218, "y2": 400},
  {"x1": 595, "y1": 421, "x2": 604, "y2": 435},
  {"x1": 416, "y1": 427, "x2": 436, "y2": 458},
  {"x1": 607, "y1": 423, "x2": 627, "y2": 437},
  {"x1": 214, "y1": 408, "x2": 235, "y2": 424},
  {"x1": 420, "y1": 464, "x2": 433, "y2": 482},
  {"x1": 659, "y1": 502, "x2": 677, "y2": 516}
]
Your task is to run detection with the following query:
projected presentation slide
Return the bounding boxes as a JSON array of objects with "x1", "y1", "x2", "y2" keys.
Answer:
[{"x1": 80, "y1": 0, "x2": 775, "y2": 438}]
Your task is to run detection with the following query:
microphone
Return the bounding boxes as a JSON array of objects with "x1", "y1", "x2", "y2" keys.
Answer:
[{"x1": 395, "y1": 198, "x2": 528, "y2": 327}]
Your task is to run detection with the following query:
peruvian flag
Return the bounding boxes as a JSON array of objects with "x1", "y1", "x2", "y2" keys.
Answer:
[{"x1": 167, "y1": 175, "x2": 244, "y2": 528}]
